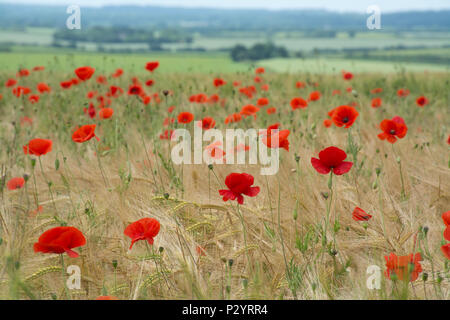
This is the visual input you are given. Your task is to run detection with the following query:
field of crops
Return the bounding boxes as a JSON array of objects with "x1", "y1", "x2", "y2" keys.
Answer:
[{"x1": 0, "y1": 57, "x2": 449, "y2": 300}]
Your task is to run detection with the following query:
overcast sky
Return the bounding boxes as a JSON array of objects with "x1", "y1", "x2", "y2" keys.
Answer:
[{"x1": 2, "y1": 0, "x2": 450, "y2": 12}]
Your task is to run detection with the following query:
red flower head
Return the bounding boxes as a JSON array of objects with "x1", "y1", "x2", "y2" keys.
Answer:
[
  {"x1": 37, "y1": 82, "x2": 51, "y2": 94},
  {"x1": 219, "y1": 173, "x2": 260, "y2": 205},
  {"x1": 199, "y1": 117, "x2": 216, "y2": 130},
  {"x1": 75, "y1": 66, "x2": 95, "y2": 81},
  {"x1": 371, "y1": 97, "x2": 382, "y2": 108},
  {"x1": 145, "y1": 61, "x2": 159, "y2": 72},
  {"x1": 34, "y1": 226, "x2": 86, "y2": 258},
  {"x1": 255, "y1": 67, "x2": 265, "y2": 74},
  {"x1": 371, "y1": 88, "x2": 383, "y2": 94},
  {"x1": 128, "y1": 84, "x2": 144, "y2": 96},
  {"x1": 28, "y1": 94, "x2": 40, "y2": 104},
  {"x1": 441, "y1": 244, "x2": 450, "y2": 260},
  {"x1": 145, "y1": 79, "x2": 154, "y2": 87},
  {"x1": 444, "y1": 226, "x2": 450, "y2": 241},
  {"x1": 213, "y1": 78, "x2": 226, "y2": 87},
  {"x1": 12, "y1": 86, "x2": 31, "y2": 97},
  {"x1": 377, "y1": 116, "x2": 408, "y2": 143},
  {"x1": 96, "y1": 75, "x2": 107, "y2": 85},
  {"x1": 177, "y1": 112, "x2": 194, "y2": 124},
  {"x1": 384, "y1": 252, "x2": 423, "y2": 282},
  {"x1": 33, "y1": 66, "x2": 45, "y2": 71},
  {"x1": 257, "y1": 97, "x2": 269, "y2": 107},
  {"x1": 112, "y1": 68, "x2": 123, "y2": 78},
  {"x1": 330, "y1": 105, "x2": 359, "y2": 128},
  {"x1": 124, "y1": 217, "x2": 160, "y2": 250},
  {"x1": 342, "y1": 71, "x2": 353, "y2": 80},
  {"x1": 416, "y1": 96, "x2": 429, "y2": 107},
  {"x1": 397, "y1": 88, "x2": 410, "y2": 97},
  {"x1": 60, "y1": 80, "x2": 72, "y2": 89},
  {"x1": 5, "y1": 78, "x2": 17, "y2": 87},
  {"x1": 296, "y1": 81, "x2": 305, "y2": 89},
  {"x1": 99, "y1": 108, "x2": 114, "y2": 120},
  {"x1": 309, "y1": 91, "x2": 321, "y2": 101},
  {"x1": 291, "y1": 97, "x2": 308, "y2": 110},
  {"x1": 442, "y1": 211, "x2": 450, "y2": 226},
  {"x1": 323, "y1": 119, "x2": 332, "y2": 128},
  {"x1": 72, "y1": 124, "x2": 99, "y2": 143},
  {"x1": 240, "y1": 104, "x2": 260, "y2": 117},
  {"x1": 17, "y1": 69, "x2": 30, "y2": 77},
  {"x1": 23, "y1": 139, "x2": 52, "y2": 156},
  {"x1": 311, "y1": 146, "x2": 353, "y2": 175},
  {"x1": 7, "y1": 177, "x2": 25, "y2": 190},
  {"x1": 267, "y1": 107, "x2": 276, "y2": 115},
  {"x1": 261, "y1": 125, "x2": 290, "y2": 151},
  {"x1": 352, "y1": 207, "x2": 372, "y2": 221}
]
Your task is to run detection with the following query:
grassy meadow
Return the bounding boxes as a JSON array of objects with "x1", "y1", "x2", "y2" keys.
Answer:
[{"x1": 0, "y1": 51, "x2": 449, "y2": 300}]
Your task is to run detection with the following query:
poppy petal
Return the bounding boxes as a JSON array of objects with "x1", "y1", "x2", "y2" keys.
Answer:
[
  {"x1": 311, "y1": 157, "x2": 331, "y2": 174},
  {"x1": 333, "y1": 161, "x2": 353, "y2": 175}
]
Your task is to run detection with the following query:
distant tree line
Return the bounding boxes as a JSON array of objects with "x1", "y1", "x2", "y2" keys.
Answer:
[{"x1": 231, "y1": 43, "x2": 289, "y2": 61}]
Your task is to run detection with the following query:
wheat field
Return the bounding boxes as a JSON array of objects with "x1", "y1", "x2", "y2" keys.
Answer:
[{"x1": 0, "y1": 66, "x2": 449, "y2": 300}]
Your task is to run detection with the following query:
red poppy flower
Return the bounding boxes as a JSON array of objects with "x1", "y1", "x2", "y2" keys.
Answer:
[
  {"x1": 309, "y1": 91, "x2": 321, "y2": 101},
  {"x1": 177, "y1": 112, "x2": 194, "y2": 124},
  {"x1": 96, "y1": 296, "x2": 119, "y2": 300},
  {"x1": 159, "y1": 130, "x2": 174, "y2": 140},
  {"x1": 240, "y1": 104, "x2": 260, "y2": 117},
  {"x1": 442, "y1": 211, "x2": 450, "y2": 226},
  {"x1": 37, "y1": 82, "x2": 51, "y2": 94},
  {"x1": 267, "y1": 107, "x2": 276, "y2": 115},
  {"x1": 72, "y1": 124, "x2": 99, "y2": 143},
  {"x1": 441, "y1": 244, "x2": 450, "y2": 260},
  {"x1": 199, "y1": 117, "x2": 216, "y2": 130},
  {"x1": 377, "y1": 117, "x2": 408, "y2": 143},
  {"x1": 124, "y1": 217, "x2": 160, "y2": 250},
  {"x1": 262, "y1": 128, "x2": 290, "y2": 151},
  {"x1": 167, "y1": 106, "x2": 175, "y2": 113},
  {"x1": 163, "y1": 117, "x2": 174, "y2": 127},
  {"x1": 23, "y1": 139, "x2": 52, "y2": 156},
  {"x1": 261, "y1": 84, "x2": 269, "y2": 91},
  {"x1": 112, "y1": 68, "x2": 123, "y2": 78},
  {"x1": 254, "y1": 76, "x2": 262, "y2": 83},
  {"x1": 60, "y1": 80, "x2": 72, "y2": 89},
  {"x1": 311, "y1": 146, "x2": 353, "y2": 175},
  {"x1": 208, "y1": 94, "x2": 220, "y2": 104},
  {"x1": 7, "y1": 177, "x2": 25, "y2": 190},
  {"x1": 145, "y1": 61, "x2": 159, "y2": 72},
  {"x1": 296, "y1": 81, "x2": 305, "y2": 88},
  {"x1": 384, "y1": 252, "x2": 422, "y2": 282},
  {"x1": 96, "y1": 75, "x2": 107, "y2": 85},
  {"x1": 323, "y1": 119, "x2": 332, "y2": 128},
  {"x1": 371, "y1": 88, "x2": 383, "y2": 94},
  {"x1": 342, "y1": 71, "x2": 353, "y2": 80},
  {"x1": 352, "y1": 207, "x2": 372, "y2": 221},
  {"x1": 99, "y1": 108, "x2": 114, "y2": 120},
  {"x1": 33, "y1": 66, "x2": 45, "y2": 71},
  {"x1": 255, "y1": 67, "x2": 265, "y2": 74},
  {"x1": 71, "y1": 78, "x2": 80, "y2": 85},
  {"x1": 416, "y1": 96, "x2": 429, "y2": 107},
  {"x1": 145, "y1": 79, "x2": 154, "y2": 87},
  {"x1": 219, "y1": 173, "x2": 260, "y2": 205},
  {"x1": 34, "y1": 226, "x2": 86, "y2": 258},
  {"x1": 444, "y1": 226, "x2": 450, "y2": 241},
  {"x1": 12, "y1": 86, "x2": 31, "y2": 97},
  {"x1": 17, "y1": 69, "x2": 30, "y2": 77},
  {"x1": 196, "y1": 246, "x2": 206, "y2": 256},
  {"x1": 330, "y1": 105, "x2": 359, "y2": 128},
  {"x1": 213, "y1": 78, "x2": 226, "y2": 87},
  {"x1": 257, "y1": 97, "x2": 269, "y2": 107},
  {"x1": 371, "y1": 97, "x2": 382, "y2": 108},
  {"x1": 28, "y1": 95, "x2": 40, "y2": 104},
  {"x1": 75, "y1": 66, "x2": 95, "y2": 81},
  {"x1": 397, "y1": 89, "x2": 410, "y2": 97},
  {"x1": 5, "y1": 78, "x2": 17, "y2": 87},
  {"x1": 290, "y1": 97, "x2": 308, "y2": 110}
]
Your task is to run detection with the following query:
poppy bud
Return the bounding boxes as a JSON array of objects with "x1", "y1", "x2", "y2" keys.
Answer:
[
  {"x1": 228, "y1": 259, "x2": 234, "y2": 267},
  {"x1": 321, "y1": 192, "x2": 329, "y2": 200},
  {"x1": 293, "y1": 207, "x2": 298, "y2": 220},
  {"x1": 396, "y1": 156, "x2": 401, "y2": 164},
  {"x1": 31, "y1": 158, "x2": 36, "y2": 168},
  {"x1": 391, "y1": 272, "x2": 398, "y2": 281},
  {"x1": 407, "y1": 262, "x2": 415, "y2": 274},
  {"x1": 422, "y1": 272, "x2": 428, "y2": 282},
  {"x1": 55, "y1": 159, "x2": 60, "y2": 171},
  {"x1": 23, "y1": 173, "x2": 30, "y2": 182},
  {"x1": 163, "y1": 90, "x2": 169, "y2": 96},
  {"x1": 208, "y1": 164, "x2": 213, "y2": 170},
  {"x1": 437, "y1": 274, "x2": 443, "y2": 284},
  {"x1": 422, "y1": 226, "x2": 429, "y2": 236},
  {"x1": 163, "y1": 193, "x2": 169, "y2": 200},
  {"x1": 221, "y1": 258, "x2": 227, "y2": 264},
  {"x1": 372, "y1": 181, "x2": 378, "y2": 189},
  {"x1": 295, "y1": 154, "x2": 300, "y2": 163},
  {"x1": 112, "y1": 259, "x2": 118, "y2": 269},
  {"x1": 351, "y1": 90, "x2": 358, "y2": 97},
  {"x1": 362, "y1": 222, "x2": 368, "y2": 230},
  {"x1": 159, "y1": 246, "x2": 164, "y2": 253},
  {"x1": 329, "y1": 249, "x2": 338, "y2": 256},
  {"x1": 226, "y1": 285, "x2": 231, "y2": 294}
]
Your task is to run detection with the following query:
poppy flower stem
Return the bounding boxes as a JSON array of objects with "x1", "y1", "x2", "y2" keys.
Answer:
[
  {"x1": 236, "y1": 204, "x2": 252, "y2": 272},
  {"x1": 391, "y1": 144, "x2": 406, "y2": 200},
  {"x1": 38, "y1": 157, "x2": 58, "y2": 216},
  {"x1": 93, "y1": 140, "x2": 109, "y2": 188},
  {"x1": 323, "y1": 172, "x2": 334, "y2": 248}
]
